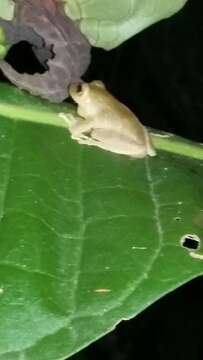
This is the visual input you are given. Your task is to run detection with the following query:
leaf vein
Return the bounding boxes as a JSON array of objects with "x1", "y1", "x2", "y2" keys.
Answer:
[{"x1": 0, "y1": 121, "x2": 16, "y2": 222}]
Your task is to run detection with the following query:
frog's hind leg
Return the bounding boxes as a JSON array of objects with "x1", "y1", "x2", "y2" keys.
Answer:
[
  {"x1": 77, "y1": 129, "x2": 147, "y2": 157},
  {"x1": 91, "y1": 129, "x2": 147, "y2": 157}
]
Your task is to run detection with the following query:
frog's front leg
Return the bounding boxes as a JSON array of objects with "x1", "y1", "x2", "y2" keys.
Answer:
[
  {"x1": 59, "y1": 112, "x2": 93, "y2": 140},
  {"x1": 59, "y1": 112, "x2": 81, "y2": 128},
  {"x1": 70, "y1": 118, "x2": 94, "y2": 141},
  {"x1": 77, "y1": 137, "x2": 100, "y2": 146}
]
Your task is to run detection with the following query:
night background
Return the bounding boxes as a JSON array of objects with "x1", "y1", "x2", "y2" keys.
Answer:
[{"x1": 1, "y1": 0, "x2": 203, "y2": 358}]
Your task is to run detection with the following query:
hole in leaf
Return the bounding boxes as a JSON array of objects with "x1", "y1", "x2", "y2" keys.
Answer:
[
  {"x1": 5, "y1": 41, "x2": 50, "y2": 74},
  {"x1": 180, "y1": 234, "x2": 200, "y2": 251}
]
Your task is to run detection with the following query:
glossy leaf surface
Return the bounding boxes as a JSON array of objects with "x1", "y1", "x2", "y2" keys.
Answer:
[{"x1": 0, "y1": 83, "x2": 203, "y2": 359}]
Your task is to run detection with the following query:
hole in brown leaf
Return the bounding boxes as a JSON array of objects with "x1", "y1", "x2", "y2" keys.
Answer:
[{"x1": 5, "y1": 41, "x2": 50, "y2": 74}]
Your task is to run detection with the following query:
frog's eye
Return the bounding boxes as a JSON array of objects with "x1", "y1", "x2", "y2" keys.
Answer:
[
  {"x1": 75, "y1": 83, "x2": 83, "y2": 93},
  {"x1": 69, "y1": 82, "x2": 87, "y2": 98},
  {"x1": 71, "y1": 83, "x2": 83, "y2": 94}
]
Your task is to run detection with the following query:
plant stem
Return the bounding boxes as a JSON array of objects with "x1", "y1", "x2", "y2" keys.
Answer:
[
  {"x1": 151, "y1": 132, "x2": 203, "y2": 161},
  {"x1": 0, "y1": 99, "x2": 203, "y2": 161}
]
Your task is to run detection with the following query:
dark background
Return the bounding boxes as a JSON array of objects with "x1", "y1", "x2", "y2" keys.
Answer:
[
  {"x1": 71, "y1": 276, "x2": 203, "y2": 360},
  {"x1": 1, "y1": 0, "x2": 203, "y2": 358}
]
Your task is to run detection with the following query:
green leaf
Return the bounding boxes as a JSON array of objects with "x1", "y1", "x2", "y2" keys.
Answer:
[
  {"x1": 0, "y1": 0, "x2": 15, "y2": 20},
  {"x1": 64, "y1": 0, "x2": 188, "y2": 49},
  {"x1": 0, "y1": 83, "x2": 203, "y2": 360},
  {"x1": 0, "y1": 27, "x2": 10, "y2": 59}
]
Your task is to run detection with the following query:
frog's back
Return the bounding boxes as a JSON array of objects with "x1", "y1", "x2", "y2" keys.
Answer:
[
  {"x1": 87, "y1": 82, "x2": 147, "y2": 144},
  {"x1": 98, "y1": 89, "x2": 146, "y2": 140}
]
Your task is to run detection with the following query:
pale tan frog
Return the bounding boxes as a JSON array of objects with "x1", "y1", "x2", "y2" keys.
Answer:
[{"x1": 60, "y1": 80, "x2": 156, "y2": 158}]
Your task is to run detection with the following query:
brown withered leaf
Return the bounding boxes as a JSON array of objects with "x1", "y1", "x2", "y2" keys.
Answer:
[{"x1": 0, "y1": 0, "x2": 91, "y2": 102}]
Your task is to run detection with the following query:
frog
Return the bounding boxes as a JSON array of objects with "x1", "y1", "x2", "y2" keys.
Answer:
[{"x1": 59, "y1": 80, "x2": 156, "y2": 158}]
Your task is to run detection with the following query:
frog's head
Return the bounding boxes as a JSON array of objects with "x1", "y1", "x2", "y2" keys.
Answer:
[{"x1": 69, "y1": 80, "x2": 106, "y2": 117}]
